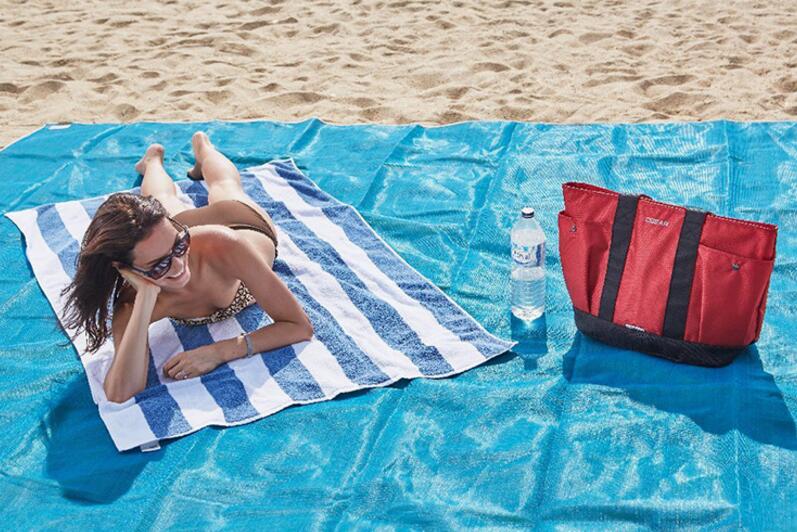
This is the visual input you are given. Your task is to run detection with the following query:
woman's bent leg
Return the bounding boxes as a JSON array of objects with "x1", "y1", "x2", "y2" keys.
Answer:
[
  {"x1": 136, "y1": 144, "x2": 188, "y2": 216},
  {"x1": 190, "y1": 132, "x2": 245, "y2": 202},
  {"x1": 190, "y1": 132, "x2": 278, "y2": 230}
]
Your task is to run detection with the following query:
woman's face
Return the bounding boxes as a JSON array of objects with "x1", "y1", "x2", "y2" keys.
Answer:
[{"x1": 130, "y1": 218, "x2": 191, "y2": 288}]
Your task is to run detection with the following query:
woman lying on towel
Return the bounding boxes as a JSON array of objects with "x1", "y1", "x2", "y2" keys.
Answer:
[{"x1": 60, "y1": 132, "x2": 313, "y2": 403}]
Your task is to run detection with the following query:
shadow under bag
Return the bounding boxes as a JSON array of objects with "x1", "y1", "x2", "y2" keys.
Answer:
[{"x1": 558, "y1": 182, "x2": 778, "y2": 367}]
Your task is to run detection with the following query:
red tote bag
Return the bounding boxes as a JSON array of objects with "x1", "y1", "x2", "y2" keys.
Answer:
[{"x1": 558, "y1": 182, "x2": 777, "y2": 367}]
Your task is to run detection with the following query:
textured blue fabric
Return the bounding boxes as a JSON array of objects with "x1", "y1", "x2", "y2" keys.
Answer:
[{"x1": 0, "y1": 120, "x2": 794, "y2": 529}]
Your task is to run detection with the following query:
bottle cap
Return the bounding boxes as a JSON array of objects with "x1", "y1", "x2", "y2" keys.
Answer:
[{"x1": 521, "y1": 207, "x2": 534, "y2": 218}]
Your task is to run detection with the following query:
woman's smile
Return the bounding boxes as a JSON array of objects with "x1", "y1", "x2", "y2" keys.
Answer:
[{"x1": 165, "y1": 260, "x2": 190, "y2": 284}]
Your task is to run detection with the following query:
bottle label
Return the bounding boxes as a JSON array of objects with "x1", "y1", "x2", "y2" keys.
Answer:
[{"x1": 512, "y1": 243, "x2": 544, "y2": 266}]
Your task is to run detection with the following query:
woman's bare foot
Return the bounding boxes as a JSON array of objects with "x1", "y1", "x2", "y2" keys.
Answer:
[
  {"x1": 135, "y1": 144, "x2": 165, "y2": 175},
  {"x1": 187, "y1": 131, "x2": 212, "y2": 179}
]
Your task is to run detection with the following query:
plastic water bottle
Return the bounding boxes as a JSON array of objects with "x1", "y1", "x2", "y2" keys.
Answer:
[{"x1": 511, "y1": 207, "x2": 546, "y2": 321}]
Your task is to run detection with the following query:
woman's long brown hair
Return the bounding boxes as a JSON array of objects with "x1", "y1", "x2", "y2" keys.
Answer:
[{"x1": 60, "y1": 193, "x2": 168, "y2": 353}]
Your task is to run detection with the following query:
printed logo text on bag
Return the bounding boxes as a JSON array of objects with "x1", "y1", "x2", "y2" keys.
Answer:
[{"x1": 644, "y1": 217, "x2": 669, "y2": 227}]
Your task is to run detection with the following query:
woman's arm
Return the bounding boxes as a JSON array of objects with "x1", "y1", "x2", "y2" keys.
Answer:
[
  {"x1": 104, "y1": 273, "x2": 161, "y2": 403},
  {"x1": 163, "y1": 229, "x2": 313, "y2": 379},
  {"x1": 211, "y1": 229, "x2": 314, "y2": 360}
]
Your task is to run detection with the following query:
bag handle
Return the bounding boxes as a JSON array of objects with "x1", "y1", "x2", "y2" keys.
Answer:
[
  {"x1": 662, "y1": 209, "x2": 708, "y2": 339},
  {"x1": 598, "y1": 193, "x2": 640, "y2": 322}
]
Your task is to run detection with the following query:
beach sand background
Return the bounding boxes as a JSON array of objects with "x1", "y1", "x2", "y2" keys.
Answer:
[{"x1": 1, "y1": 0, "x2": 796, "y2": 148}]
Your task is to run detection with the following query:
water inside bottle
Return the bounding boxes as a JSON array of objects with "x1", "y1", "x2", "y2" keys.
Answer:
[{"x1": 511, "y1": 264, "x2": 545, "y2": 320}]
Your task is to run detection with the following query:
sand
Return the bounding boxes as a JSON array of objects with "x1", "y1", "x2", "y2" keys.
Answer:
[{"x1": 1, "y1": 0, "x2": 796, "y2": 148}]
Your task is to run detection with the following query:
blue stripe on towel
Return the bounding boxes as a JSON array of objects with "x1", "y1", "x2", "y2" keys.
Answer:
[
  {"x1": 268, "y1": 161, "x2": 336, "y2": 208},
  {"x1": 171, "y1": 322, "x2": 260, "y2": 423},
  {"x1": 242, "y1": 178, "x2": 455, "y2": 376},
  {"x1": 132, "y1": 354, "x2": 193, "y2": 439},
  {"x1": 234, "y1": 305, "x2": 327, "y2": 401},
  {"x1": 131, "y1": 383, "x2": 193, "y2": 438},
  {"x1": 266, "y1": 163, "x2": 501, "y2": 358},
  {"x1": 35, "y1": 205, "x2": 80, "y2": 278},
  {"x1": 145, "y1": 349, "x2": 161, "y2": 388},
  {"x1": 82, "y1": 195, "x2": 108, "y2": 220},
  {"x1": 184, "y1": 180, "x2": 210, "y2": 206}
]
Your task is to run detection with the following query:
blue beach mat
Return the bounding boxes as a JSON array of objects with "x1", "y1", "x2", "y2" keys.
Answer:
[{"x1": 0, "y1": 119, "x2": 795, "y2": 529}]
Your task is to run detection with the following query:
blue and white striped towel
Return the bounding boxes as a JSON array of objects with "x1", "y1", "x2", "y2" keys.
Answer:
[{"x1": 6, "y1": 159, "x2": 515, "y2": 452}]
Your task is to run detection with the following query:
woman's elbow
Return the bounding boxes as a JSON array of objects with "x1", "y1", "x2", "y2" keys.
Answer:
[
  {"x1": 104, "y1": 386, "x2": 129, "y2": 404},
  {"x1": 103, "y1": 378, "x2": 138, "y2": 404},
  {"x1": 299, "y1": 319, "x2": 314, "y2": 342}
]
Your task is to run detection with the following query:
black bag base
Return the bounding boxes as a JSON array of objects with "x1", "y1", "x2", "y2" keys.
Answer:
[{"x1": 573, "y1": 309, "x2": 748, "y2": 367}]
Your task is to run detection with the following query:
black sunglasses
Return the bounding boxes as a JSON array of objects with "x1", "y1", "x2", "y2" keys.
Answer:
[{"x1": 128, "y1": 218, "x2": 191, "y2": 280}]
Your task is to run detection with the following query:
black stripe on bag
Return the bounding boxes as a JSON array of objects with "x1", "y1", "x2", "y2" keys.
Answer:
[
  {"x1": 598, "y1": 194, "x2": 640, "y2": 322},
  {"x1": 662, "y1": 209, "x2": 707, "y2": 339}
]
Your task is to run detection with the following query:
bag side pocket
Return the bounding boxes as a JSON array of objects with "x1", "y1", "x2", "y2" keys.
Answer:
[
  {"x1": 684, "y1": 244, "x2": 774, "y2": 346},
  {"x1": 558, "y1": 211, "x2": 612, "y2": 315}
]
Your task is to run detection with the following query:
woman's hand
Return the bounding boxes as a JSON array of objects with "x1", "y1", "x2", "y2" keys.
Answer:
[
  {"x1": 115, "y1": 265, "x2": 161, "y2": 296},
  {"x1": 163, "y1": 344, "x2": 223, "y2": 381}
]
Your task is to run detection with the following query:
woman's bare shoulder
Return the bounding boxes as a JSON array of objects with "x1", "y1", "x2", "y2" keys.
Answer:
[
  {"x1": 202, "y1": 225, "x2": 274, "y2": 265},
  {"x1": 191, "y1": 224, "x2": 255, "y2": 256}
]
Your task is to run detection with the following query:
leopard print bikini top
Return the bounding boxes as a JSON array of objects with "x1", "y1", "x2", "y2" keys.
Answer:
[{"x1": 171, "y1": 281, "x2": 257, "y2": 326}]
